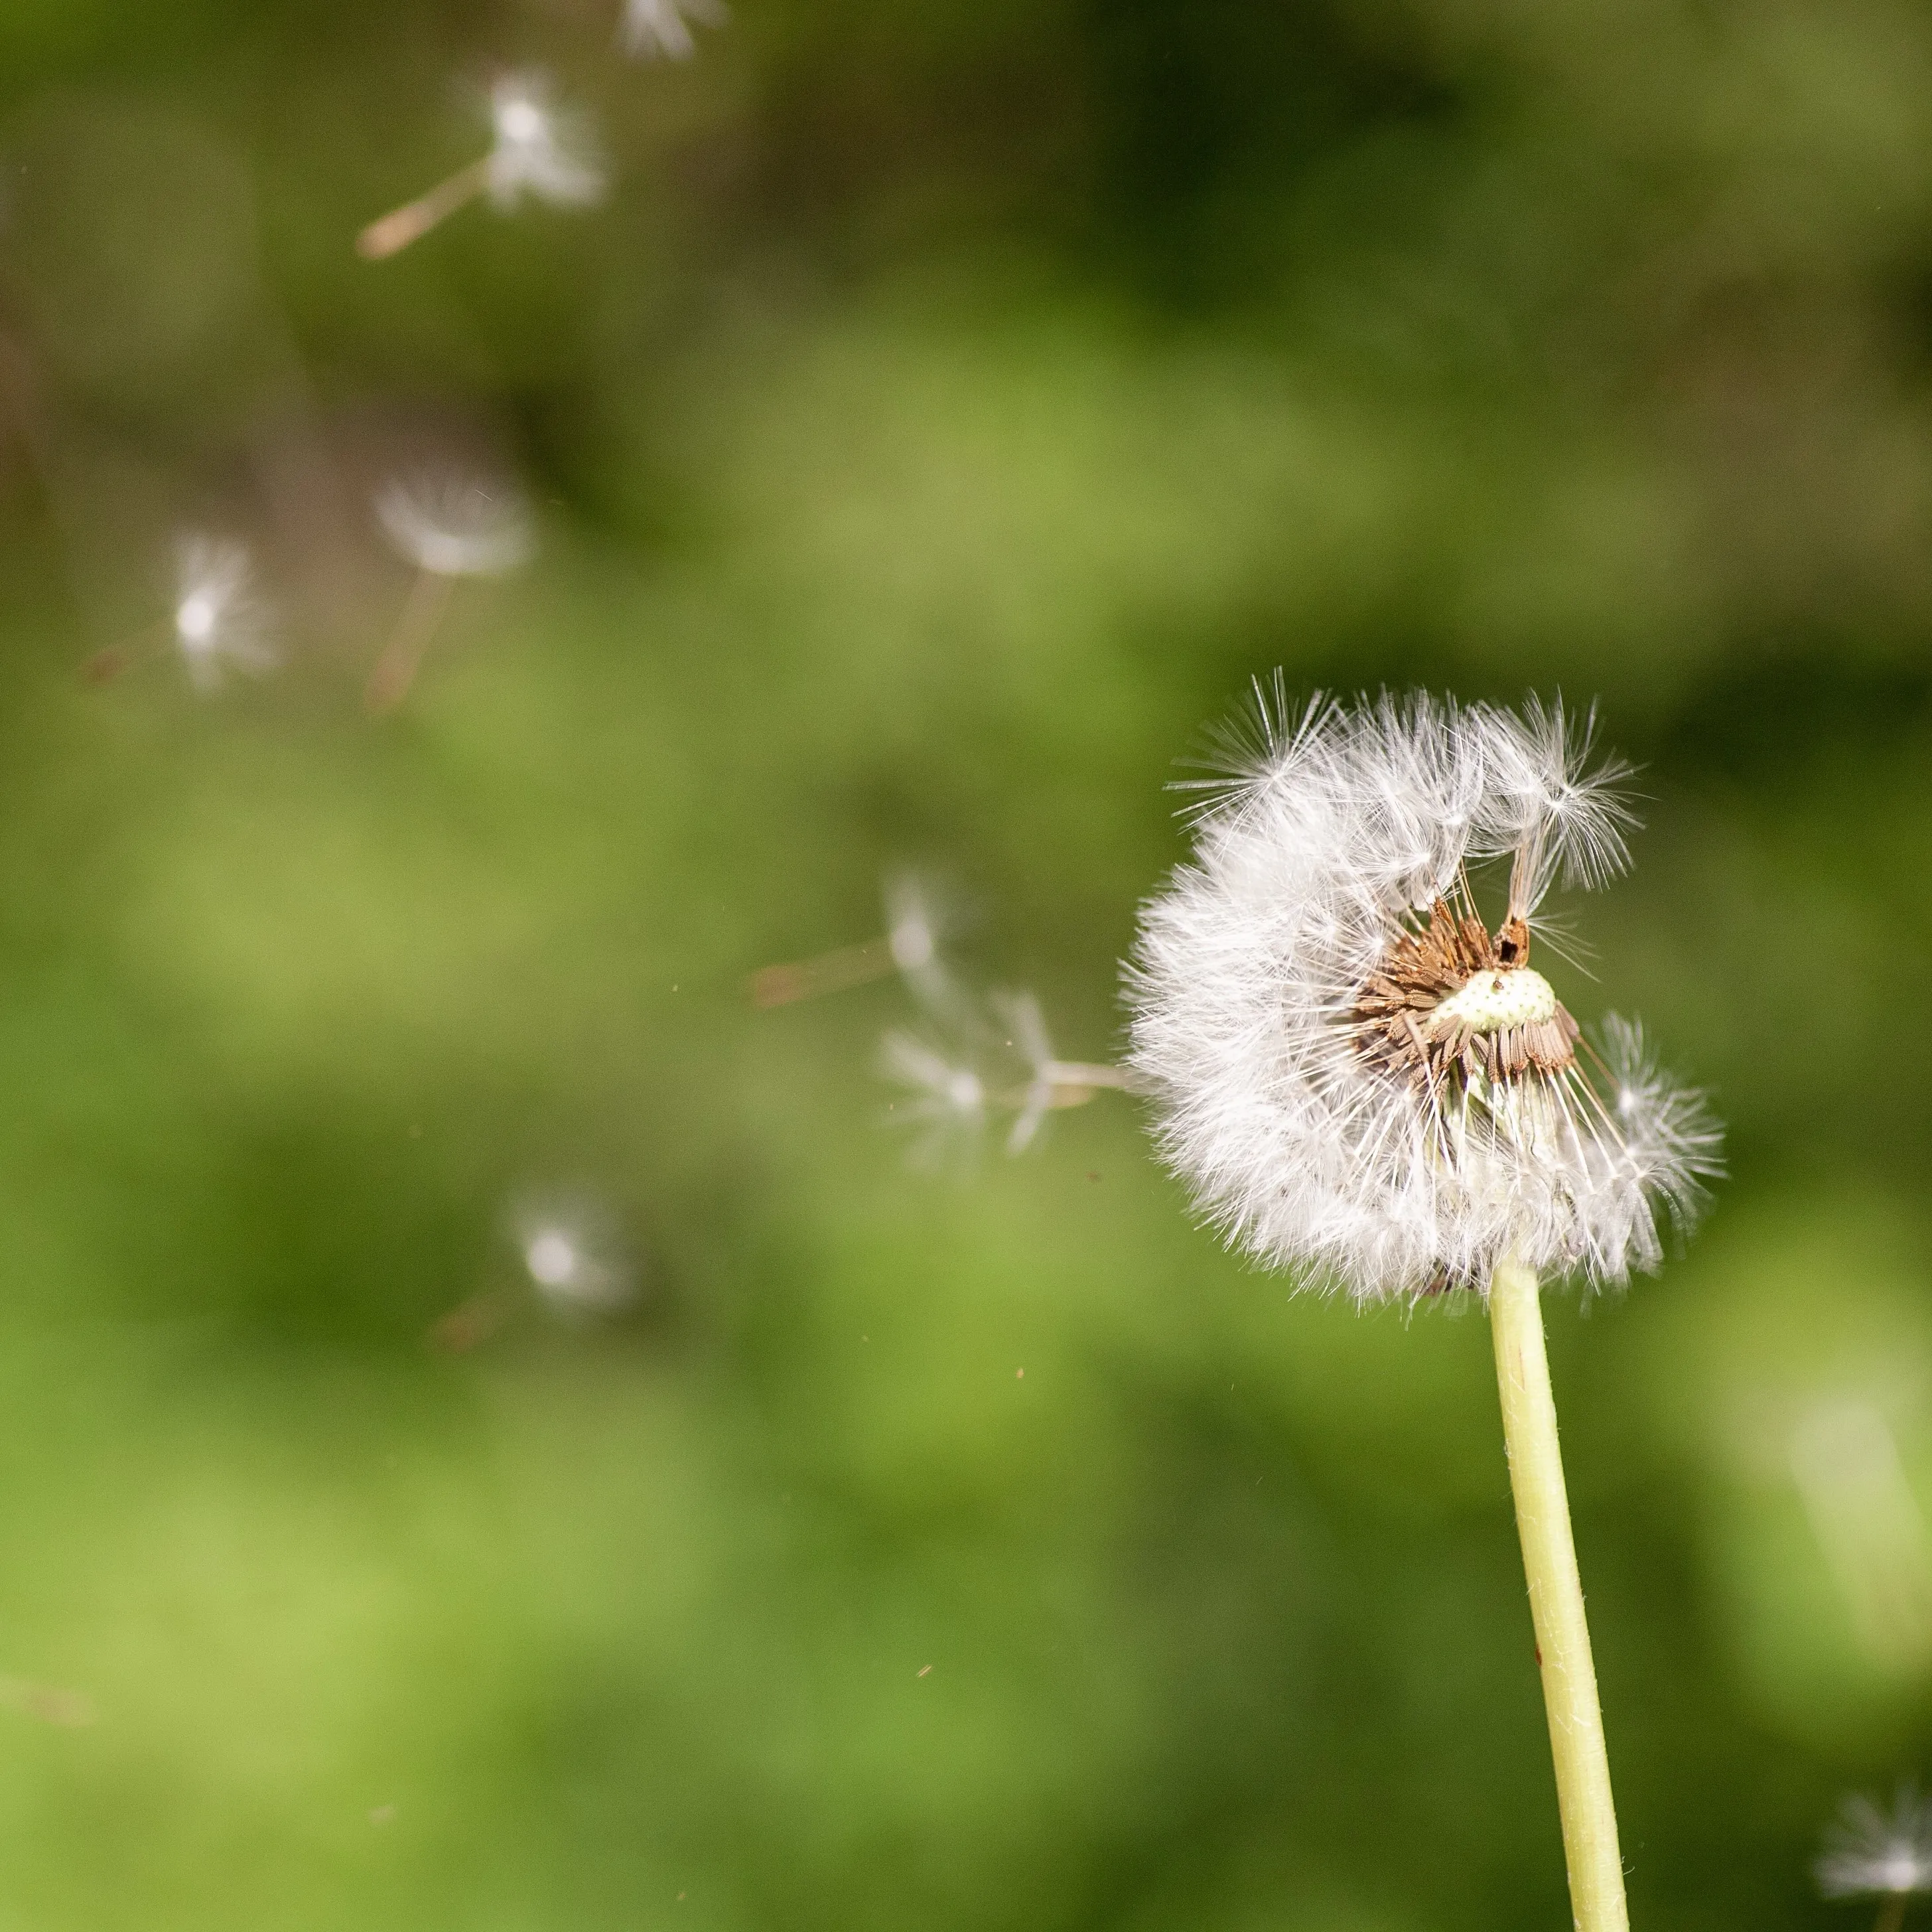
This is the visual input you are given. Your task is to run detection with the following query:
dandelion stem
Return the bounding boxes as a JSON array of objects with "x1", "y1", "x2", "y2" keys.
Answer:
[
  {"x1": 364, "y1": 568, "x2": 454, "y2": 715},
  {"x1": 1489, "y1": 1254, "x2": 1628, "y2": 1932},
  {"x1": 356, "y1": 157, "x2": 492, "y2": 259},
  {"x1": 1876, "y1": 1898, "x2": 1907, "y2": 1932}
]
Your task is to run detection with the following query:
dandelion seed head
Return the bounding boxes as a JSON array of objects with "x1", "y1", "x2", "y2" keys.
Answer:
[
  {"x1": 1817, "y1": 1788, "x2": 1932, "y2": 1898},
  {"x1": 170, "y1": 534, "x2": 276, "y2": 691},
  {"x1": 485, "y1": 72, "x2": 606, "y2": 211},
  {"x1": 1127, "y1": 687, "x2": 1721, "y2": 1303},
  {"x1": 376, "y1": 470, "x2": 535, "y2": 579}
]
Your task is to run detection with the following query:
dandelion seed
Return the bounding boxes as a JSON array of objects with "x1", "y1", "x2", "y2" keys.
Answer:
[
  {"x1": 357, "y1": 70, "x2": 606, "y2": 261},
  {"x1": 1125, "y1": 684, "x2": 1722, "y2": 1932},
  {"x1": 882, "y1": 989, "x2": 1129, "y2": 1164},
  {"x1": 366, "y1": 469, "x2": 533, "y2": 713},
  {"x1": 376, "y1": 472, "x2": 534, "y2": 579},
  {"x1": 513, "y1": 1201, "x2": 636, "y2": 1318},
  {"x1": 428, "y1": 1291, "x2": 513, "y2": 1353},
  {"x1": 880, "y1": 1028, "x2": 987, "y2": 1169},
  {"x1": 84, "y1": 533, "x2": 277, "y2": 691},
  {"x1": 619, "y1": 0, "x2": 727, "y2": 60},
  {"x1": 1817, "y1": 1787, "x2": 1932, "y2": 1921},
  {"x1": 171, "y1": 534, "x2": 277, "y2": 691}
]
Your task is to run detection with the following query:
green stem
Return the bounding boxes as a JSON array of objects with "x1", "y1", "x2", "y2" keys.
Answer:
[
  {"x1": 1876, "y1": 1896, "x2": 1906, "y2": 1932},
  {"x1": 1489, "y1": 1255, "x2": 1629, "y2": 1931}
]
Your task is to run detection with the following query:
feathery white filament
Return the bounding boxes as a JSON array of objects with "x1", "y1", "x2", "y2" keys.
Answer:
[
  {"x1": 171, "y1": 535, "x2": 276, "y2": 691},
  {"x1": 880, "y1": 1030, "x2": 987, "y2": 1168},
  {"x1": 1126, "y1": 687, "x2": 1719, "y2": 1303},
  {"x1": 485, "y1": 72, "x2": 606, "y2": 211},
  {"x1": 375, "y1": 470, "x2": 535, "y2": 579},
  {"x1": 512, "y1": 1200, "x2": 634, "y2": 1316},
  {"x1": 1817, "y1": 1789, "x2": 1932, "y2": 1898},
  {"x1": 620, "y1": 0, "x2": 727, "y2": 59}
]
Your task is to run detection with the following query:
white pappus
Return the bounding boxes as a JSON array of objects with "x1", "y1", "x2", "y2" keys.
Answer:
[
  {"x1": 880, "y1": 1028, "x2": 988, "y2": 1170},
  {"x1": 366, "y1": 468, "x2": 533, "y2": 714},
  {"x1": 620, "y1": 0, "x2": 728, "y2": 60},
  {"x1": 1817, "y1": 1787, "x2": 1932, "y2": 1901},
  {"x1": 514, "y1": 1199, "x2": 636, "y2": 1318},
  {"x1": 483, "y1": 72, "x2": 606, "y2": 212},
  {"x1": 993, "y1": 989, "x2": 1132, "y2": 1156},
  {"x1": 1125, "y1": 685, "x2": 1720, "y2": 1304},
  {"x1": 171, "y1": 534, "x2": 276, "y2": 691},
  {"x1": 375, "y1": 470, "x2": 535, "y2": 580}
]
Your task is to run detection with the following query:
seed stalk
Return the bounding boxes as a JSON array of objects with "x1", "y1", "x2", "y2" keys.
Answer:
[{"x1": 1489, "y1": 1254, "x2": 1629, "y2": 1932}]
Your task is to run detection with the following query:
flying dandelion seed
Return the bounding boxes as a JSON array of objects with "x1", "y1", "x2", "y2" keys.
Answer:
[
  {"x1": 84, "y1": 533, "x2": 277, "y2": 691},
  {"x1": 356, "y1": 70, "x2": 606, "y2": 261},
  {"x1": 366, "y1": 469, "x2": 533, "y2": 713},
  {"x1": 1125, "y1": 684, "x2": 1721, "y2": 1932},
  {"x1": 1818, "y1": 1787, "x2": 1932, "y2": 1931},
  {"x1": 513, "y1": 1202, "x2": 636, "y2": 1318},
  {"x1": 880, "y1": 1028, "x2": 989, "y2": 1170},
  {"x1": 882, "y1": 988, "x2": 1128, "y2": 1164},
  {"x1": 619, "y1": 0, "x2": 728, "y2": 59},
  {"x1": 169, "y1": 535, "x2": 278, "y2": 691}
]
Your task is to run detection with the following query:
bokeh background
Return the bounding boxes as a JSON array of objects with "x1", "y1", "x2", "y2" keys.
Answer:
[{"x1": 0, "y1": 1, "x2": 1929, "y2": 1926}]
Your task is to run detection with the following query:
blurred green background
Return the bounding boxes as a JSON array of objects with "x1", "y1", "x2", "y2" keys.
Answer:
[{"x1": 0, "y1": 1, "x2": 1929, "y2": 1926}]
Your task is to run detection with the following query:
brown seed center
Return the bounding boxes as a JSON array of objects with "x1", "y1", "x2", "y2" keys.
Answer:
[{"x1": 1352, "y1": 900, "x2": 1579, "y2": 1090}]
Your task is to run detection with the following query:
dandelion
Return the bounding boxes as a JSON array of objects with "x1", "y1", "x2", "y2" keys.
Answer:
[
  {"x1": 366, "y1": 469, "x2": 533, "y2": 713},
  {"x1": 171, "y1": 535, "x2": 278, "y2": 691},
  {"x1": 1126, "y1": 685, "x2": 1721, "y2": 1932},
  {"x1": 84, "y1": 533, "x2": 277, "y2": 691},
  {"x1": 618, "y1": 0, "x2": 727, "y2": 60},
  {"x1": 751, "y1": 871, "x2": 970, "y2": 1015},
  {"x1": 356, "y1": 70, "x2": 606, "y2": 261},
  {"x1": 1818, "y1": 1787, "x2": 1932, "y2": 1931}
]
